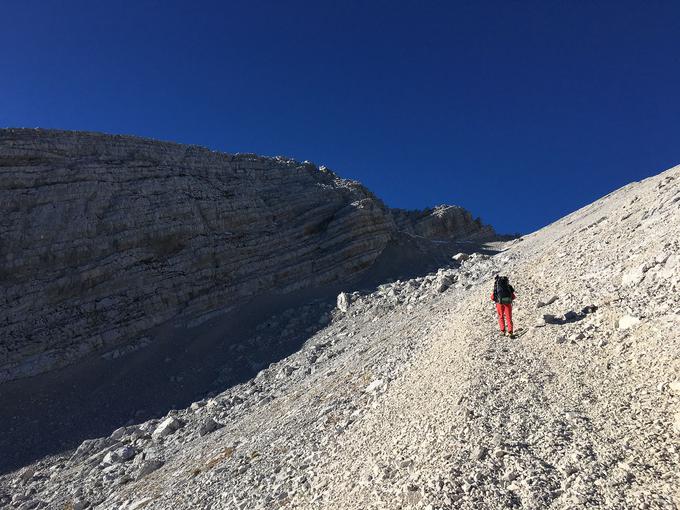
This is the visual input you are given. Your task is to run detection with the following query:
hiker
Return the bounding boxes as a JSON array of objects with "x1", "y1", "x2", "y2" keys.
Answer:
[{"x1": 491, "y1": 275, "x2": 516, "y2": 337}]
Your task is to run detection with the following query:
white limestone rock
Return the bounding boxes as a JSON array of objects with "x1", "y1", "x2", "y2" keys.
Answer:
[
  {"x1": 337, "y1": 292, "x2": 350, "y2": 313},
  {"x1": 152, "y1": 417, "x2": 183, "y2": 439},
  {"x1": 618, "y1": 315, "x2": 641, "y2": 330}
]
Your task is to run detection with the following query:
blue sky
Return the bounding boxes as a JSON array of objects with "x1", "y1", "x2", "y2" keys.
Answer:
[{"x1": 2, "y1": 1, "x2": 679, "y2": 234}]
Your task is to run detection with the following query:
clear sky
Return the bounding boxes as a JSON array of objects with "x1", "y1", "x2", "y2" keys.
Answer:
[{"x1": 2, "y1": 1, "x2": 679, "y2": 234}]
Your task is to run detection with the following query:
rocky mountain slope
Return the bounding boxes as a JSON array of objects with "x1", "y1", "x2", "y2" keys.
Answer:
[
  {"x1": 0, "y1": 129, "x2": 494, "y2": 384},
  {"x1": 1, "y1": 162, "x2": 677, "y2": 509},
  {"x1": 391, "y1": 205, "x2": 494, "y2": 241}
]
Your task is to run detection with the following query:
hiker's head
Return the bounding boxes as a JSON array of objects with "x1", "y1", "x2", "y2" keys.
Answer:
[{"x1": 495, "y1": 275, "x2": 510, "y2": 284}]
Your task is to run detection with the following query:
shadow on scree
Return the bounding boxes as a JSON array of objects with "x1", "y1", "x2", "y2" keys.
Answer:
[{"x1": 0, "y1": 237, "x2": 499, "y2": 474}]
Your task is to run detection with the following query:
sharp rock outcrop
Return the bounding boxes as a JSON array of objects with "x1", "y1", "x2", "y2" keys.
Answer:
[{"x1": 391, "y1": 205, "x2": 495, "y2": 241}]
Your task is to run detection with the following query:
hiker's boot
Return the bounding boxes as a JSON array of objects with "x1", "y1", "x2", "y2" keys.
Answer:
[
  {"x1": 509, "y1": 331, "x2": 515, "y2": 339},
  {"x1": 500, "y1": 330, "x2": 506, "y2": 337}
]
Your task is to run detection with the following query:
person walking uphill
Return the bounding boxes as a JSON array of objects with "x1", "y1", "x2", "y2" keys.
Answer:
[{"x1": 491, "y1": 275, "x2": 516, "y2": 337}]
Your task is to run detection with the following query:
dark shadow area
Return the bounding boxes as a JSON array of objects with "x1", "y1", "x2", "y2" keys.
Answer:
[
  {"x1": 356, "y1": 234, "x2": 501, "y2": 288},
  {"x1": 543, "y1": 305, "x2": 598, "y2": 325},
  {"x1": 0, "y1": 235, "x2": 498, "y2": 474}
]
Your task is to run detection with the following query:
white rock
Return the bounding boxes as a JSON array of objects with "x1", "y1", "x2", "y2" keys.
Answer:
[
  {"x1": 337, "y1": 292, "x2": 350, "y2": 313},
  {"x1": 364, "y1": 379, "x2": 384, "y2": 393},
  {"x1": 621, "y1": 265, "x2": 647, "y2": 287},
  {"x1": 103, "y1": 446, "x2": 136, "y2": 465},
  {"x1": 119, "y1": 446, "x2": 136, "y2": 461},
  {"x1": 617, "y1": 315, "x2": 640, "y2": 330},
  {"x1": 668, "y1": 381, "x2": 680, "y2": 395},
  {"x1": 452, "y1": 253, "x2": 469, "y2": 262},
  {"x1": 537, "y1": 295, "x2": 558, "y2": 307},
  {"x1": 152, "y1": 417, "x2": 183, "y2": 439}
]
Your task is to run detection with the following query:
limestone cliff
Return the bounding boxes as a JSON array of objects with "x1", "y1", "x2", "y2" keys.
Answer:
[
  {"x1": 0, "y1": 129, "x2": 493, "y2": 382},
  {"x1": 390, "y1": 205, "x2": 495, "y2": 241}
]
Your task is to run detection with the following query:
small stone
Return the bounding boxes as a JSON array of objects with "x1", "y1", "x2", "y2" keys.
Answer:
[
  {"x1": 472, "y1": 446, "x2": 488, "y2": 461},
  {"x1": 436, "y1": 277, "x2": 453, "y2": 293},
  {"x1": 198, "y1": 418, "x2": 222, "y2": 437},
  {"x1": 622, "y1": 265, "x2": 646, "y2": 287},
  {"x1": 571, "y1": 493, "x2": 586, "y2": 505},
  {"x1": 618, "y1": 315, "x2": 640, "y2": 330},
  {"x1": 562, "y1": 464, "x2": 579, "y2": 476},
  {"x1": 537, "y1": 295, "x2": 558, "y2": 307},
  {"x1": 668, "y1": 381, "x2": 680, "y2": 395},
  {"x1": 152, "y1": 417, "x2": 183, "y2": 439},
  {"x1": 673, "y1": 412, "x2": 680, "y2": 435},
  {"x1": 17, "y1": 467, "x2": 36, "y2": 482},
  {"x1": 127, "y1": 498, "x2": 154, "y2": 510},
  {"x1": 365, "y1": 379, "x2": 384, "y2": 393},
  {"x1": 136, "y1": 459, "x2": 164, "y2": 479},
  {"x1": 103, "y1": 446, "x2": 136, "y2": 465},
  {"x1": 452, "y1": 253, "x2": 469, "y2": 263},
  {"x1": 337, "y1": 292, "x2": 350, "y2": 313},
  {"x1": 71, "y1": 500, "x2": 87, "y2": 510},
  {"x1": 110, "y1": 427, "x2": 127, "y2": 440}
]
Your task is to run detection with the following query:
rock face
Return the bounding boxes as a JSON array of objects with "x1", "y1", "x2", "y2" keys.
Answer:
[
  {"x1": 391, "y1": 205, "x2": 495, "y2": 240},
  {"x1": 0, "y1": 129, "x2": 493, "y2": 382}
]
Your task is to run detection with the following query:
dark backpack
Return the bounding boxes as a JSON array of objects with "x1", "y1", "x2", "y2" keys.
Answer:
[{"x1": 494, "y1": 276, "x2": 513, "y2": 304}]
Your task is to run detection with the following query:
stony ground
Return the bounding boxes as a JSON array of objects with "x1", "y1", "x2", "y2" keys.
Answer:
[{"x1": 1, "y1": 166, "x2": 679, "y2": 509}]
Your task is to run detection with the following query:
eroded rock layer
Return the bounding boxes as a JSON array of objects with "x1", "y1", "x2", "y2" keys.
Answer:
[{"x1": 391, "y1": 205, "x2": 495, "y2": 240}]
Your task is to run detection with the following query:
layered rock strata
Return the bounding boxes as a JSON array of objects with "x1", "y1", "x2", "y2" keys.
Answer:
[
  {"x1": 0, "y1": 129, "x2": 493, "y2": 382},
  {"x1": 391, "y1": 205, "x2": 495, "y2": 240}
]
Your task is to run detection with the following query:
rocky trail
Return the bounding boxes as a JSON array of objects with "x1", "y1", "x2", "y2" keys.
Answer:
[{"x1": 1, "y1": 162, "x2": 679, "y2": 509}]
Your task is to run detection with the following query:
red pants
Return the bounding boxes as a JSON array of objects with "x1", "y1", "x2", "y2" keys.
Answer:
[{"x1": 496, "y1": 303, "x2": 513, "y2": 333}]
